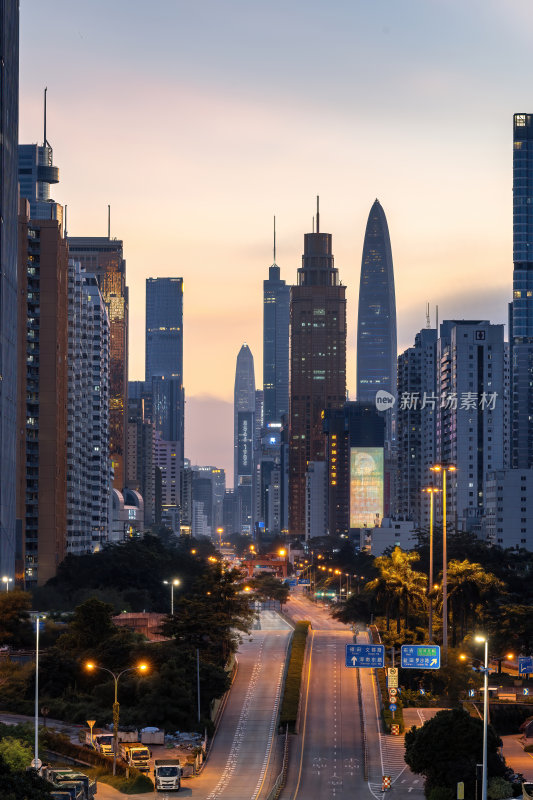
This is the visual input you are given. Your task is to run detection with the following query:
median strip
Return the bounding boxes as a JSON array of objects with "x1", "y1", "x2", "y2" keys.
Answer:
[{"x1": 279, "y1": 621, "x2": 310, "y2": 733}]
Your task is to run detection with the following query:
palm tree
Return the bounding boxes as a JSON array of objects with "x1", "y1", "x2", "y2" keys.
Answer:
[
  {"x1": 444, "y1": 560, "x2": 504, "y2": 646},
  {"x1": 366, "y1": 548, "x2": 427, "y2": 634}
]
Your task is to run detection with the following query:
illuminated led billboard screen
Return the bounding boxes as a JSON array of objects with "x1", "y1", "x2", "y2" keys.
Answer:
[{"x1": 350, "y1": 447, "x2": 384, "y2": 528}]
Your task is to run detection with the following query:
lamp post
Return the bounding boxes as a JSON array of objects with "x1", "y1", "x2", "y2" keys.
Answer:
[
  {"x1": 32, "y1": 613, "x2": 45, "y2": 771},
  {"x1": 474, "y1": 635, "x2": 489, "y2": 800},
  {"x1": 2, "y1": 576, "x2": 13, "y2": 592},
  {"x1": 163, "y1": 578, "x2": 180, "y2": 615},
  {"x1": 423, "y1": 487, "x2": 440, "y2": 642},
  {"x1": 430, "y1": 464, "x2": 456, "y2": 655},
  {"x1": 85, "y1": 662, "x2": 148, "y2": 775}
]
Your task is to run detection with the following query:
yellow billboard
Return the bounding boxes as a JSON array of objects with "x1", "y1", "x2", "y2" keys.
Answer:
[{"x1": 350, "y1": 448, "x2": 384, "y2": 528}]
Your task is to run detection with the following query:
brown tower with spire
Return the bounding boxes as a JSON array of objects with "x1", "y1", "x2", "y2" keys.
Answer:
[{"x1": 289, "y1": 198, "x2": 347, "y2": 536}]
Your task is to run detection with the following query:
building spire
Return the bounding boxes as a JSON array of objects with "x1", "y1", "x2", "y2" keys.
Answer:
[
  {"x1": 273, "y1": 215, "x2": 276, "y2": 263},
  {"x1": 316, "y1": 195, "x2": 320, "y2": 233},
  {"x1": 43, "y1": 86, "x2": 48, "y2": 147}
]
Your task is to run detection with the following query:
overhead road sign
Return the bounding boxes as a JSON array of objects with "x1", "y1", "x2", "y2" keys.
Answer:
[
  {"x1": 519, "y1": 657, "x2": 533, "y2": 675},
  {"x1": 401, "y1": 645, "x2": 441, "y2": 669},
  {"x1": 345, "y1": 643, "x2": 385, "y2": 668}
]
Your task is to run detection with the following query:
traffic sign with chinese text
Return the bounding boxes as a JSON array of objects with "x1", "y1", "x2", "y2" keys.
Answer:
[
  {"x1": 387, "y1": 667, "x2": 398, "y2": 687},
  {"x1": 519, "y1": 657, "x2": 533, "y2": 675},
  {"x1": 345, "y1": 643, "x2": 385, "y2": 668},
  {"x1": 401, "y1": 645, "x2": 440, "y2": 669}
]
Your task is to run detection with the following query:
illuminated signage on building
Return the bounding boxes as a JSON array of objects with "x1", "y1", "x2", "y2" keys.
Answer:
[{"x1": 349, "y1": 447, "x2": 384, "y2": 528}]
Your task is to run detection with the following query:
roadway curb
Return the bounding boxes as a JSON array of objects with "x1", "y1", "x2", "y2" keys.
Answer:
[
  {"x1": 196, "y1": 655, "x2": 239, "y2": 774},
  {"x1": 295, "y1": 624, "x2": 313, "y2": 735}
]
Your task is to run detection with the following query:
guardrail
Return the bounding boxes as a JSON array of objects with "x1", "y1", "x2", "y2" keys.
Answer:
[
  {"x1": 265, "y1": 725, "x2": 289, "y2": 800},
  {"x1": 356, "y1": 668, "x2": 369, "y2": 781}
]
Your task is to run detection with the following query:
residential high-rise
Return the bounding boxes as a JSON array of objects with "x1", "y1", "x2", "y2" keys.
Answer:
[
  {"x1": 0, "y1": 0, "x2": 19, "y2": 583},
  {"x1": 67, "y1": 236, "x2": 128, "y2": 488},
  {"x1": 18, "y1": 218, "x2": 69, "y2": 585},
  {"x1": 67, "y1": 263, "x2": 110, "y2": 554},
  {"x1": 396, "y1": 327, "x2": 438, "y2": 529},
  {"x1": 263, "y1": 221, "x2": 290, "y2": 426},
  {"x1": 234, "y1": 344, "x2": 256, "y2": 533},
  {"x1": 436, "y1": 320, "x2": 505, "y2": 531},
  {"x1": 356, "y1": 199, "x2": 397, "y2": 404},
  {"x1": 511, "y1": 114, "x2": 533, "y2": 468},
  {"x1": 289, "y1": 202, "x2": 347, "y2": 536}
]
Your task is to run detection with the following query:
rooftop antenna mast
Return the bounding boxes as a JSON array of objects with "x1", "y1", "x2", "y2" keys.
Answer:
[
  {"x1": 436, "y1": 304, "x2": 439, "y2": 333},
  {"x1": 108, "y1": 205, "x2": 111, "y2": 239},
  {"x1": 426, "y1": 302, "x2": 431, "y2": 329},
  {"x1": 43, "y1": 87, "x2": 49, "y2": 147},
  {"x1": 316, "y1": 195, "x2": 320, "y2": 233},
  {"x1": 273, "y1": 216, "x2": 276, "y2": 263}
]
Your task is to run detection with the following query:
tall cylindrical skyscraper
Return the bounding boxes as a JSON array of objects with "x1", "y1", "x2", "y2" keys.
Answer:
[{"x1": 234, "y1": 344, "x2": 256, "y2": 533}]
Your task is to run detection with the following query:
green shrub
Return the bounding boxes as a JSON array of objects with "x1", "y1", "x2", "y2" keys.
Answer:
[
  {"x1": 279, "y1": 621, "x2": 310, "y2": 731},
  {"x1": 376, "y1": 666, "x2": 405, "y2": 733},
  {"x1": 488, "y1": 776, "x2": 513, "y2": 800},
  {"x1": 427, "y1": 787, "x2": 454, "y2": 800}
]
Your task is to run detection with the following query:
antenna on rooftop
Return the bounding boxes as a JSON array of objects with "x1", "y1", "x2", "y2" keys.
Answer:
[
  {"x1": 426, "y1": 302, "x2": 431, "y2": 329},
  {"x1": 43, "y1": 87, "x2": 48, "y2": 147},
  {"x1": 436, "y1": 304, "x2": 439, "y2": 333},
  {"x1": 273, "y1": 216, "x2": 276, "y2": 263},
  {"x1": 316, "y1": 195, "x2": 320, "y2": 233}
]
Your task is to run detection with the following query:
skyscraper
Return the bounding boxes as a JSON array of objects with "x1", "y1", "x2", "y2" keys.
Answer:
[
  {"x1": 234, "y1": 344, "x2": 255, "y2": 533},
  {"x1": 511, "y1": 113, "x2": 533, "y2": 468},
  {"x1": 67, "y1": 236, "x2": 128, "y2": 488},
  {"x1": 289, "y1": 201, "x2": 347, "y2": 536},
  {"x1": 263, "y1": 221, "x2": 290, "y2": 426},
  {"x1": 0, "y1": 0, "x2": 19, "y2": 582},
  {"x1": 356, "y1": 199, "x2": 397, "y2": 404},
  {"x1": 18, "y1": 89, "x2": 62, "y2": 229}
]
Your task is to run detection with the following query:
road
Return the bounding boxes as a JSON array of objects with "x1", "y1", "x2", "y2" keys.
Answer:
[{"x1": 282, "y1": 589, "x2": 424, "y2": 800}]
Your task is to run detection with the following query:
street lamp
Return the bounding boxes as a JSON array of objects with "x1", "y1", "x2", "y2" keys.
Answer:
[
  {"x1": 85, "y1": 661, "x2": 148, "y2": 775},
  {"x1": 474, "y1": 635, "x2": 489, "y2": 800},
  {"x1": 2, "y1": 576, "x2": 13, "y2": 592},
  {"x1": 31, "y1": 613, "x2": 45, "y2": 771},
  {"x1": 423, "y1": 486, "x2": 440, "y2": 642},
  {"x1": 217, "y1": 527, "x2": 224, "y2": 549},
  {"x1": 163, "y1": 578, "x2": 180, "y2": 615},
  {"x1": 430, "y1": 464, "x2": 456, "y2": 654}
]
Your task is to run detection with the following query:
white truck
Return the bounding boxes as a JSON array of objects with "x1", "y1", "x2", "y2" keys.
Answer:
[
  {"x1": 154, "y1": 759, "x2": 182, "y2": 792},
  {"x1": 119, "y1": 742, "x2": 151, "y2": 772}
]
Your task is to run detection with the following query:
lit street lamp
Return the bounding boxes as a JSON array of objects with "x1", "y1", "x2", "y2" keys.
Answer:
[
  {"x1": 423, "y1": 486, "x2": 440, "y2": 642},
  {"x1": 85, "y1": 661, "x2": 148, "y2": 775},
  {"x1": 2, "y1": 576, "x2": 13, "y2": 592},
  {"x1": 163, "y1": 578, "x2": 180, "y2": 615},
  {"x1": 430, "y1": 464, "x2": 456, "y2": 655},
  {"x1": 474, "y1": 635, "x2": 489, "y2": 800},
  {"x1": 31, "y1": 613, "x2": 45, "y2": 771}
]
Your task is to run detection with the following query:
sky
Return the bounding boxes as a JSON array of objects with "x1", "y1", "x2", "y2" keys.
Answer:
[{"x1": 18, "y1": 0, "x2": 533, "y2": 484}]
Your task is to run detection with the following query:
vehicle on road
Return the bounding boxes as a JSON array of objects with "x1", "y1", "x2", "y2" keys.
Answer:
[
  {"x1": 119, "y1": 741, "x2": 151, "y2": 772},
  {"x1": 86, "y1": 731, "x2": 114, "y2": 756},
  {"x1": 154, "y1": 758, "x2": 182, "y2": 792}
]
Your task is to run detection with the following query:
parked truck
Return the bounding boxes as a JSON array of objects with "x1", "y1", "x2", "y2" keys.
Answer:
[
  {"x1": 154, "y1": 758, "x2": 182, "y2": 792},
  {"x1": 119, "y1": 742, "x2": 151, "y2": 772},
  {"x1": 48, "y1": 769, "x2": 97, "y2": 800},
  {"x1": 86, "y1": 731, "x2": 114, "y2": 756}
]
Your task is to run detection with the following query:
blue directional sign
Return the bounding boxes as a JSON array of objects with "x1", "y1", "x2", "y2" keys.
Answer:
[
  {"x1": 524, "y1": 688, "x2": 530, "y2": 697},
  {"x1": 389, "y1": 703, "x2": 397, "y2": 712},
  {"x1": 345, "y1": 643, "x2": 385, "y2": 668},
  {"x1": 519, "y1": 657, "x2": 533, "y2": 675},
  {"x1": 469, "y1": 689, "x2": 475, "y2": 697},
  {"x1": 401, "y1": 645, "x2": 441, "y2": 669}
]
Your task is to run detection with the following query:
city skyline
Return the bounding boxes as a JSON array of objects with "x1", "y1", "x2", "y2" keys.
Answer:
[{"x1": 18, "y1": 1, "x2": 533, "y2": 478}]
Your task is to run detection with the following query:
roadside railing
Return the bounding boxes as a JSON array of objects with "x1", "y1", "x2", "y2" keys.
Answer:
[{"x1": 265, "y1": 724, "x2": 289, "y2": 800}]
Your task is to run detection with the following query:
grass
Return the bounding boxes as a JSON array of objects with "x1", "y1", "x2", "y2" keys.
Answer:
[
  {"x1": 83, "y1": 766, "x2": 154, "y2": 794},
  {"x1": 279, "y1": 621, "x2": 310, "y2": 732},
  {"x1": 376, "y1": 665, "x2": 405, "y2": 733}
]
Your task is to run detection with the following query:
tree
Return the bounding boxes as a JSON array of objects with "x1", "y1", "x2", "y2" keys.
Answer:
[
  {"x1": 0, "y1": 591, "x2": 33, "y2": 647},
  {"x1": 0, "y1": 737, "x2": 33, "y2": 771},
  {"x1": 249, "y1": 574, "x2": 289, "y2": 607},
  {"x1": 445, "y1": 560, "x2": 505, "y2": 646},
  {"x1": 0, "y1": 753, "x2": 52, "y2": 799},
  {"x1": 366, "y1": 547, "x2": 427, "y2": 633},
  {"x1": 405, "y1": 707, "x2": 507, "y2": 797}
]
